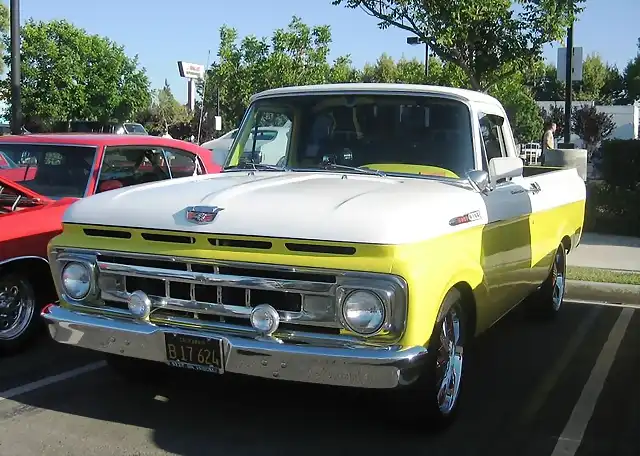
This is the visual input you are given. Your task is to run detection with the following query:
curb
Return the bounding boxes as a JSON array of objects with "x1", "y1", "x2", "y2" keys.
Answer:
[{"x1": 565, "y1": 280, "x2": 640, "y2": 305}]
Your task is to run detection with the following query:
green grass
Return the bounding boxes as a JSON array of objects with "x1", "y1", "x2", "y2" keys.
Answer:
[{"x1": 566, "y1": 266, "x2": 640, "y2": 285}]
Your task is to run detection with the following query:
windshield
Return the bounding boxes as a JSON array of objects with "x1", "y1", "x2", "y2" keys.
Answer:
[
  {"x1": 0, "y1": 144, "x2": 96, "y2": 199},
  {"x1": 124, "y1": 123, "x2": 148, "y2": 135},
  {"x1": 225, "y1": 94, "x2": 475, "y2": 178},
  {"x1": 0, "y1": 151, "x2": 19, "y2": 169}
]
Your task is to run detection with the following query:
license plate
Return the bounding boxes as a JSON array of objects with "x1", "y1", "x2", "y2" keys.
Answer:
[{"x1": 164, "y1": 333, "x2": 224, "y2": 374}]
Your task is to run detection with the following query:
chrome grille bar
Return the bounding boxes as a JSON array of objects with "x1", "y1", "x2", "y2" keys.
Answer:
[{"x1": 97, "y1": 260, "x2": 334, "y2": 295}]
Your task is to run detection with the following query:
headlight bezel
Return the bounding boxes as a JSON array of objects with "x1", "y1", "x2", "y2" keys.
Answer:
[
  {"x1": 52, "y1": 252, "x2": 101, "y2": 304},
  {"x1": 336, "y1": 276, "x2": 407, "y2": 339}
]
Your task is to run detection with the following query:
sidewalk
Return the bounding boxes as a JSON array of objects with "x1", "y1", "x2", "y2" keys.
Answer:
[
  {"x1": 568, "y1": 233, "x2": 640, "y2": 271},
  {"x1": 566, "y1": 232, "x2": 640, "y2": 304}
]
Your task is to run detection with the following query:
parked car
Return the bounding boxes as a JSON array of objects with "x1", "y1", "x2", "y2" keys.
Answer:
[
  {"x1": 200, "y1": 125, "x2": 290, "y2": 166},
  {"x1": 41, "y1": 84, "x2": 586, "y2": 428},
  {"x1": 0, "y1": 134, "x2": 221, "y2": 354}
]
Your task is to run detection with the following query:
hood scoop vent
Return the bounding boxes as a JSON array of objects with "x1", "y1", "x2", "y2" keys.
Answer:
[{"x1": 285, "y1": 243, "x2": 356, "y2": 256}]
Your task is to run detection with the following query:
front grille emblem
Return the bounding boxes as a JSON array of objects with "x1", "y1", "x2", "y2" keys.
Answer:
[{"x1": 185, "y1": 206, "x2": 224, "y2": 224}]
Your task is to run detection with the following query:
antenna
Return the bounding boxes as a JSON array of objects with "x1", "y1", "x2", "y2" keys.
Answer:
[{"x1": 196, "y1": 49, "x2": 211, "y2": 145}]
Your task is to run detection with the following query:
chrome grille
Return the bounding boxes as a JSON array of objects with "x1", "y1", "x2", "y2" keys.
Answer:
[{"x1": 95, "y1": 253, "x2": 341, "y2": 332}]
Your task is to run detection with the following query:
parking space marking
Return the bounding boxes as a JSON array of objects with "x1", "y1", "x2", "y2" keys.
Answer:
[
  {"x1": 566, "y1": 299, "x2": 640, "y2": 310},
  {"x1": 519, "y1": 305, "x2": 602, "y2": 425},
  {"x1": 0, "y1": 361, "x2": 106, "y2": 403},
  {"x1": 550, "y1": 307, "x2": 634, "y2": 456}
]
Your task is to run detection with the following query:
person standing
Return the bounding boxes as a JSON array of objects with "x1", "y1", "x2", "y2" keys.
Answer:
[{"x1": 540, "y1": 121, "x2": 556, "y2": 165}]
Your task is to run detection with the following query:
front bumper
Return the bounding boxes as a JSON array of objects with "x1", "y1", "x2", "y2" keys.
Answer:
[{"x1": 42, "y1": 304, "x2": 429, "y2": 389}]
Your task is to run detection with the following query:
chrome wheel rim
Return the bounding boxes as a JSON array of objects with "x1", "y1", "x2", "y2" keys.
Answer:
[
  {"x1": 551, "y1": 248, "x2": 566, "y2": 311},
  {"x1": 435, "y1": 305, "x2": 463, "y2": 415},
  {"x1": 0, "y1": 277, "x2": 35, "y2": 340}
]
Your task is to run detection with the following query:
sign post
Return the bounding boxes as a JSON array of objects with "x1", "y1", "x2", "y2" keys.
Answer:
[{"x1": 177, "y1": 61, "x2": 205, "y2": 112}]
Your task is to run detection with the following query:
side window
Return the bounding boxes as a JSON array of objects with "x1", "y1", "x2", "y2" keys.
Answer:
[
  {"x1": 163, "y1": 148, "x2": 198, "y2": 178},
  {"x1": 239, "y1": 109, "x2": 292, "y2": 166},
  {"x1": 478, "y1": 113, "x2": 507, "y2": 170},
  {"x1": 96, "y1": 147, "x2": 170, "y2": 193}
]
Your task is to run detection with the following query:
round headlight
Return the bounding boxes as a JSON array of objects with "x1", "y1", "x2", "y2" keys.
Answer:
[
  {"x1": 342, "y1": 290, "x2": 385, "y2": 335},
  {"x1": 250, "y1": 304, "x2": 280, "y2": 336},
  {"x1": 61, "y1": 262, "x2": 92, "y2": 300}
]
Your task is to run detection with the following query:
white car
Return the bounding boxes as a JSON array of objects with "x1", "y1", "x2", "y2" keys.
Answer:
[{"x1": 200, "y1": 125, "x2": 290, "y2": 166}]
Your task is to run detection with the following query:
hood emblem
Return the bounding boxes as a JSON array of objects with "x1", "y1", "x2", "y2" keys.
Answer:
[{"x1": 186, "y1": 206, "x2": 224, "y2": 224}]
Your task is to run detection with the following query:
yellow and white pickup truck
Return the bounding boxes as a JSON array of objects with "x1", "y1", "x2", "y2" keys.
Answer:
[{"x1": 42, "y1": 83, "x2": 586, "y2": 428}]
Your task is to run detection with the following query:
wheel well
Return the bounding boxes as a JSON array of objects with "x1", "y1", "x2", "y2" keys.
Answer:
[
  {"x1": 452, "y1": 281, "x2": 477, "y2": 339},
  {"x1": 0, "y1": 258, "x2": 56, "y2": 303},
  {"x1": 561, "y1": 235, "x2": 572, "y2": 253}
]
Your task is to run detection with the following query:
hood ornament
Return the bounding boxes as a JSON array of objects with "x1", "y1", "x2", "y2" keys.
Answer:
[{"x1": 186, "y1": 206, "x2": 224, "y2": 224}]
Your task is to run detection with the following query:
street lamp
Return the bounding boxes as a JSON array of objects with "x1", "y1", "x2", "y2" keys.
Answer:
[
  {"x1": 406, "y1": 36, "x2": 429, "y2": 80},
  {"x1": 10, "y1": 0, "x2": 22, "y2": 135}
]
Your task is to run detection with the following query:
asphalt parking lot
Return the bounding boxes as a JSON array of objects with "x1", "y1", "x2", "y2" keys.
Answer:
[{"x1": 0, "y1": 300, "x2": 638, "y2": 456}]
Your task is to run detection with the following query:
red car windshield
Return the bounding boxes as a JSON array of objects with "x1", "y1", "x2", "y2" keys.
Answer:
[{"x1": 0, "y1": 144, "x2": 96, "y2": 199}]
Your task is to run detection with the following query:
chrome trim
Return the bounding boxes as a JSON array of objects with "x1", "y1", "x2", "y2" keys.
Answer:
[
  {"x1": 0, "y1": 255, "x2": 49, "y2": 267},
  {"x1": 43, "y1": 304, "x2": 428, "y2": 389},
  {"x1": 98, "y1": 260, "x2": 334, "y2": 295},
  {"x1": 49, "y1": 247, "x2": 408, "y2": 341}
]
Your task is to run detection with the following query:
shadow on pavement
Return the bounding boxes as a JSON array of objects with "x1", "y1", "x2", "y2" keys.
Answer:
[{"x1": 6, "y1": 303, "x2": 625, "y2": 456}]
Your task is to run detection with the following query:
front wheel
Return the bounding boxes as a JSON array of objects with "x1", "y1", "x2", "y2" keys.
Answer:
[
  {"x1": 396, "y1": 288, "x2": 467, "y2": 430},
  {"x1": 0, "y1": 273, "x2": 40, "y2": 355}
]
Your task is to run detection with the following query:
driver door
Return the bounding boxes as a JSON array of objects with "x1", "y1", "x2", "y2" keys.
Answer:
[{"x1": 478, "y1": 112, "x2": 534, "y2": 320}]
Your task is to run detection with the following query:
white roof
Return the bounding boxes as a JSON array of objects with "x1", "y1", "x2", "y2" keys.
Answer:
[{"x1": 251, "y1": 83, "x2": 501, "y2": 106}]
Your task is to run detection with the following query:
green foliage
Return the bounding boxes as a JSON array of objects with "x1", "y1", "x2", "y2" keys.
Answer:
[
  {"x1": 489, "y1": 71, "x2": 542, "y2": 143},
  {"x1": 331, "y1": 0, "x2": 584, "y2": 91},
  {"x1": 0, "y1": 2, "x2": 8, "y2": 74},
  {"x1": 585, "y1": 140, "x2": 640, "y2": 237},
  {"x1": 137, "y1": 80, "x2": 191, "y2": 136},
  {"x1": 622, "y1": 38, "x2": 640, "y2": 103},
  {"x1": 0, "y1": 19, "x2": 151, "y2": 125},
  {"x1": 571, "y1": 105, "x2": 615, "y2": 156}
]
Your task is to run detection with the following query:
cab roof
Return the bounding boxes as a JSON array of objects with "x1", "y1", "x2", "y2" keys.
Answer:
[{"x1": 251, "y1": 83, "x2": 502, "y2": 107}]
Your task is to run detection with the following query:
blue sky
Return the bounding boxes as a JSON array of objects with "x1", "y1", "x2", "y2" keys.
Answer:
[{"x1": 21, "y1": 0, "x2": 640, "y2": 103}]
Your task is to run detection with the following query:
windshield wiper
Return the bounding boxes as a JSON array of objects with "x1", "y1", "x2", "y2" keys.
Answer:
[
  {"x1": 322, "y1": 163, "x2": 386, "y2": 177},
  {"x1": 224, "y1": 162, "x2": 287, "y2": 172}
]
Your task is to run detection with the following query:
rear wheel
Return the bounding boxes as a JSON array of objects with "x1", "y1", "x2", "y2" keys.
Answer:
[
  {"x1": 526, "y1": 244, "x2": 567, "y2": 320},
  {"x1": 397, "y1": 288, "x2": 467, "y2": 430},
  {"x1": 0, "y1": 273, "x2": 41, "y2": 355}
]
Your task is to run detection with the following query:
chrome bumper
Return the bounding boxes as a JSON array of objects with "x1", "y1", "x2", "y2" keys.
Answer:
[{"x1": 42, "y1": 304, "x2": 429, "y2": 389}]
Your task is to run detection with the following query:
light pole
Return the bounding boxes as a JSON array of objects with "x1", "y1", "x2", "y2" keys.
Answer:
[
  {"x1": 10, "y1": 0, "x2": 22, "y2": 135},
  {"x1": 562, "y1": 0, "x2": 574, "y2": 147},
  {"x1": 407, "y1": 36, "x2": 429, "y2": 80}
]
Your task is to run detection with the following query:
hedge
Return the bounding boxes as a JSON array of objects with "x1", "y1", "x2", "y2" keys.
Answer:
[{"x1": 585, "y1": 139, "x2": 640, "y2": 237}]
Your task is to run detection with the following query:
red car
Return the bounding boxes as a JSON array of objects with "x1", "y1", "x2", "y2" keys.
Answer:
[{"x1": 0, "y1": 134, "x2": 221, "y2": 354}]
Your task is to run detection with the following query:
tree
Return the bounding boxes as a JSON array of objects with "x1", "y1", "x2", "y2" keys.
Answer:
[
  {"x1": 331, "y1": 0, "x2": 584, "y2": 91},
  {"x1": 0, "y1": 19, "x2": 151, "y2": 126},
  {"x1": 571, "y1": 105, "x2": 615, "y2": 158},
  {"x1": 490, "y1": 72, "x2": 542, "y2": 144},
  {"x1": 0, "y1": 2, "x2": 8, "y2": 75},
  {"x1": 137, "y1": 80, "x2": 191, "y2": 136},
  {"x1": 622, "y1": 38, "x2": 640, "y2": 103}
]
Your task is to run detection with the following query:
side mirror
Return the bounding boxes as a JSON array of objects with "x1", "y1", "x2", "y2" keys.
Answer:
[
  {"x1": 466, "y1": 170, "x2": 490, "y2": 194},
  {"x1": 488, "y1": 156, "x2": 523, "y2": 182}
]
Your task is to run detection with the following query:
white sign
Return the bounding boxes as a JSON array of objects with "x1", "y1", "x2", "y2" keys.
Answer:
[
  {"x1": 557, "y1": 47, "x2": 584, "y2": 82},
  {"x1": 177, "y1": 61, "x2": 205, "y2": 80},
  {"x1": 214, "y1": 116, "x2": 222, "y2": 131}
]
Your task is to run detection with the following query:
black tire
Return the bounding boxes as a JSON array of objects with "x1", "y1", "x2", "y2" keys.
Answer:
[
  {"x1": 395, "y1": 288, "x2": 468, "y2": 430},
  {"x1": 105, "y1": 354, "x2": 165, "y2": 384},
  {"x1": 0, "y1": 273, "x2": 42, "y2": 355},
  {"x1": 526, "y1": 244, "x2": 567, "y2": 320}
]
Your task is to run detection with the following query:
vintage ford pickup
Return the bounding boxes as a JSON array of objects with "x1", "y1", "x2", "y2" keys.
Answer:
[{"x1": 41, "y1": 84, "x2": 586, "y2": 427}]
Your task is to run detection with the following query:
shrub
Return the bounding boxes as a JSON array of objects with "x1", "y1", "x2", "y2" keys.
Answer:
[{"x1": 585, "y1": 139, "x2": 640, "y2": 237}]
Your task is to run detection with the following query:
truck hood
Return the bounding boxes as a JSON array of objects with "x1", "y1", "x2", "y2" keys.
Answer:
[{"x1": 63, "y1": 171, "x2": 485, "y2": 244}]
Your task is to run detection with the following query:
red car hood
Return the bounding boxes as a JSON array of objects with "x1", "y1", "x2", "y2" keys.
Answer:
[{"x1": 0, "y1": 174, "x2": 52, "y2": 202}]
